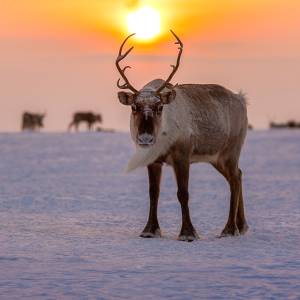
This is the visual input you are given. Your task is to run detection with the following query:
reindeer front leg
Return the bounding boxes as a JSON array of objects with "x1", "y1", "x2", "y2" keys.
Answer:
[
  {"x1": 140, "y1": 162, "x2": 162, "y2": 238},
  {"x1": 172, "y1": 150, "x2": 199, "y2": 242}
]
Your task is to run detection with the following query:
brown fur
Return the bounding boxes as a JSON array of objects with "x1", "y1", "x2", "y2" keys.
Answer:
[
  {"x1": 21, "y1": 112, "x2": 45, "y2": 131},
  {"x1": 119, "y1": 80, "x2": 248, "y2": 241},
  {"x1": 68, "y1": 112, "x2": 102, "y2": 132},
  {"x1": 116, "y1": 32, "x2": 248, "y2": 241}
]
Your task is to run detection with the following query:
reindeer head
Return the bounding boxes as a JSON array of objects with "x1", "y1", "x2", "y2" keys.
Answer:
[
  {"x1": 116, "y1": 30, "x2": 183, "y2": 147},
  {"x1": 37, "y1": 113, "x2": 45, "y2": 128}
]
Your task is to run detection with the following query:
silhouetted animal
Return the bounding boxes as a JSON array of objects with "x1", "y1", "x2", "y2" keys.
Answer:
[
  {"x1": 270, "y1": 120, "x2": 300, "y2": 129},
  {"x1": 68, "y1": 112, "x2": 102, "y2": 131},
  {"x1": 116, "y1": 31, "x2": 248, "y2": 241},
  {"x1": 22, "y1": 112, "x2": 45, "y2": 131}
]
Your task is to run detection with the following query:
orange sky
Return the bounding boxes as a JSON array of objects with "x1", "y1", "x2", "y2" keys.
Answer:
[{"x1": 0, "y1": 0, "x2": 299, "y2": 131}]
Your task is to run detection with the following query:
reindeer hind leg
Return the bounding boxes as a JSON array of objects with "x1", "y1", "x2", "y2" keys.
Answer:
[
  {"x1": 212, "y1": 159, "x2": 246, "y2": 237},
  {"x1": 236, "y1": 169, "x2": 249, "y2": 234}
]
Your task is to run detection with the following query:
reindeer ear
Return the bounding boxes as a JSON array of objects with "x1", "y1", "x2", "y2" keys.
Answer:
[
  {"x1": 160, "y1": 90, "x2": 176, "y2": 104},
  {"x1": 118, "y1": 92, "x2": 135, "y2": 105}
]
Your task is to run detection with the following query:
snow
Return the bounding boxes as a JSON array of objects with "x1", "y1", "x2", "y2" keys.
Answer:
[{"x1": 0, "y1": 130, "x2": 299, "y2": 299}]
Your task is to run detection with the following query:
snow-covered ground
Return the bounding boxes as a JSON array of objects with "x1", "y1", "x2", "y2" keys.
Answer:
[{"x1": 0, "y1": 130, "x2": 299, "y2": 299}]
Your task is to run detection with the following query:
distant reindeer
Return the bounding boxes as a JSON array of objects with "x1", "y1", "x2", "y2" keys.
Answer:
[
  {"x1": 116, "y1": 31, "x2": 248, "y2": 241},
  {"x1": 68, "y1": 112, "x2": 102, "y2": 132},
  {"x1": 270, "y1": 120, "x2": 300, "y2": 129},
  {"x1": 22, "y1": 112, "x2": 45, "y2": 131}
]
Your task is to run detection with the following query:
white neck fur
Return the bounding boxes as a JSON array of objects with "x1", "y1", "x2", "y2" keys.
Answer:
[{"x1": 126, "y1": 93, "x2": 189, "y2": 172}]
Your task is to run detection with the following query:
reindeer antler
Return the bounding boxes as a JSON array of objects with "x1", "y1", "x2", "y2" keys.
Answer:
[
  {"x1": 116, "y1": 33, "x2": 138, "y2": 94},
  {"x1": 156, "y1": 30, "x2": 183, "y2": 94}
]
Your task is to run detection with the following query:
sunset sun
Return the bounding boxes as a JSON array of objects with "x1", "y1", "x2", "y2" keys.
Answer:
[{"x1": 126, "y1": 6, "x2": 161, "y2": 41}]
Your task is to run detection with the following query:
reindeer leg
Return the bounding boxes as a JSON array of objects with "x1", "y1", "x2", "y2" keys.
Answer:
[
  {"x1": 212, "y1": 161, "x2": 242, "y2": 237},
  {"x1": 68, "y1": 122, "x2": 74, "y2": 132},
  {"x1": 221, "y1": 164, "x2": 241, "y2": 237},
  {"x1": 173, "y1": 152, "x2": 199, "y2": 242},
  {"x1": 236, "y1": 169, "x2": 249, "y2": 234},
  {"x1": 140, "y1": 162, "x2": 162, "y2": 238}
]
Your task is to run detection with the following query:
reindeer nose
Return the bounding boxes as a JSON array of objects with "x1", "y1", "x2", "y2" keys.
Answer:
[
  {"x1": 144, "y1": 109, "x2": 153, "y2": 120},
  {"x1": 137, "y1": 133, "x2": 154, "y2": 146}
]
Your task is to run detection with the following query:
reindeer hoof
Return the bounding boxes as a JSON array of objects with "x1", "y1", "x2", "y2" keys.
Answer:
[
  {"x1": 220, "y1": 224, "x2": 240, "y2": 237},
  {"x1": 140, "y1": 228, "x2": 161, "y2": 238},
  {"x1": 178, "y1": 229, "x2": 199, "y2": 242},
  {"x1": 238, "y1": 223, "x2": 249, "y2": 235},
  {"x1": 178, "y1": 235, "x2": 197, "y2": 242}
]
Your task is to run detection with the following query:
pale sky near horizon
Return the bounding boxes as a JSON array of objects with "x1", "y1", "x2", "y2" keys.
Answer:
[{"x1": 0, "y1": 0, "x2": 299, "y2": 131}]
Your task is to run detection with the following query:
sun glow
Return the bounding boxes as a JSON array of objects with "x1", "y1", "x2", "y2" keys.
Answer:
[{"x1": 126, "y1": 6, "x2": 161, "y2": 41}]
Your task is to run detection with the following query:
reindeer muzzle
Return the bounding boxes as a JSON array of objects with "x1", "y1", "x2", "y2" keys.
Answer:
[{"x1": 137, "y1": 133, "x2": 155, "y2": 146}]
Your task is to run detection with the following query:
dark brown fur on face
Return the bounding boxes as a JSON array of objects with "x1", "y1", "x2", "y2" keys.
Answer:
[
  {"x1": 68, "y1": 112, "x2": 102, "y2": 132},
  {"x1": 118, "y1": 90, "x2": 175, "y2": 146},
  {"x1": 131, "y1": 101, "x2": 162, "y2": 146}
]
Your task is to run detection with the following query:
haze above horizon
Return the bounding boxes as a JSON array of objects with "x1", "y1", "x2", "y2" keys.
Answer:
[{"x1": 0, "y1": 0, "x2": 299, "y2": 131}]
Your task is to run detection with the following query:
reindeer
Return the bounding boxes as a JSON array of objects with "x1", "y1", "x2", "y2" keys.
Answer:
[
  {"x1": 68, "y1": 112, "x2": 102, "y2": 132},
  {"x1": 116, "y1": 31, "x2": 248, "y2": 241},
  {"x1": 22, "y1": 112, "x2": 45, "y2": 131}
]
